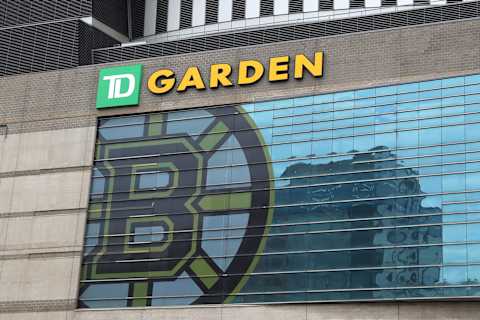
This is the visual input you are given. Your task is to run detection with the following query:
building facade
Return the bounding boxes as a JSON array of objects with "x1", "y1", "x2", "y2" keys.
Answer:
[{"x1": 1, "y1": 0, "x2": 480, "y2": 319}]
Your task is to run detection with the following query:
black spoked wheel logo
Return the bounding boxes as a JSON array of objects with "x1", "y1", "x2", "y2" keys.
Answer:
[{"x1": 80, "y1": 105, "x2": 273, "y2": 307}]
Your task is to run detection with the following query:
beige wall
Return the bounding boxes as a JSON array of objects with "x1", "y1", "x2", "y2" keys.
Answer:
[
  {"x1": 4, "y1": 302, "x2": 480, "y2": 319},
  {"x1": 0, "y1": 126, "x2": 95, "y2": 316}
]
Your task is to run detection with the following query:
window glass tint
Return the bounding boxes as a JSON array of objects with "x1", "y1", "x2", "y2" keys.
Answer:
[{"x1": 82, "y1": 73, "x2": 480, "y2": 308}]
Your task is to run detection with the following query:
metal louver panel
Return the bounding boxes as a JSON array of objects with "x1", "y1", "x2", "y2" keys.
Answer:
[
  {"x1": 92, "y1": 0, "x2": 128, "y2": 35},
  {"x1": 414, "y1": 0, "x2": 430, "y2": 5},
  {"x1": 289, "y1": 0, "x2": 303, "y2": 13},
  {"x1": 180, "y1": 0, "x2": 193, "y2": 29},
  {"x1": 232, "y1": 0, "x2": 246, "y2": 20},
  {"x1": 350, "y1": 0, "x2": 365, "y2": 9},
  {"x1": 381, "y1": 0, "x2": 396, "y2": 6},
  {"x1": 319, "y1": 0, "x2": 334, "y2": 10},
  {"x1": 91, "y1": 2, "x2": 480, "y2": 65},
  {"x1": 205, "y1": 0, "x2": 219, "y2": 24},
  {"x1": 78, "y1": 20, "x2": 120, "y2": 65},
  {"x1": 0, "y1": 0, "x2": 91, "y2": 28},
  {"x1": 156, "y1": 0, "x2": 169, "y2": 33},
  {"x1": 260, "y1": 0, "x2": 274, "y2": 16},
  {"x1": 0, "y1": 20, "x2": 79, "y2": 76},
  {"x1": 132, "y1": 0, "x2": 145, "y2": 38}
]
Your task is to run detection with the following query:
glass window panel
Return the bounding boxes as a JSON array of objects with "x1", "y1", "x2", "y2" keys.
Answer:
[
  {"x1": 376, "y1": 96, "x2": 396, "y2": 105},
  {"x1": 468, "y1": 265, "x2": 480, "y2": 282},
  {"x1": 443, "y1": 244, "x2": 467, "y2": 264},
  {"x1": 467, "y1": 223, "x2": 480, "y2": 241},
  {"x1": 271, "y1": 144, "x2": 292, "y2": 161},
  {"x1": 311, "y1": 138, "x2": 333, "y2": 155},
  {"x1": 397, "y1": 101, "x2": 418, "y2": 112},
  {"x1": 419, "y1": 128, "x2": 441, "y2": 146},
  {"x1": 294, "y1": 105, "x2": 314, "y2": 116},
  {"x1": 355, "y1": 98, "x2": 376, "y2": 108},
  {"x1": 398, "y1": 93, "x2": 418, "y2": 103},
  {"x1": 443, "y1": 224, "x2": 467, "y2": 243},
  {"x1": 313, "y1": 130, "x2": 332, "y2": 140},
  {"x1": 442, "y1": 125, "x2": 465, "y2": 144},
  {"x1": 354, "y1": 135, "x2": 375, "y2": 152},
  {"x1": 467, "y1": 244, "x2": 480, "y2": 263},
  {"x1": 376, "y1": 86, "x2": 397, "y2": 96},
  {"x1": 333, "y1": 137, "x2": 354, "y2": 153},
  {"x1": 419, "y1": 108, "x2": 441, "y2": 119},
  {"x1": 419, "y1": 79, "x2": 442, "y2": 91},
  {"x1": 334, "y1": 91, "x2": 354, "y2": 102},
  {"x1": 418, "y1": 98, "x2": 442, "y2": 109},
  {"x1": 355, "y1": 88, "x2": 375, "y2": 99},
  {"x1": 420, "y1": 176, "x2": 442, "y2": 193},
  {"x1": 466, "y1": 94, "x2": 480, "y2": 104},
  {"x1": 442, "y1": 266, "x2": 467, "y2": 284},
  {"x1": 442, "y1": 77, "x2": 464, "y2": 88},
  {"x1": 419, "y1": 89, "x2": 441, "y2": 100},
  {"x1": 255, "y1": 101, "x2": 274, "y2": 111},
  {"x1": 274, "y1": 107, "x2": 293, "y2": 117},
  {"x1": 398, "y1": 83, "x2": 419, "y2": 94},
  {"x1": 314, "y1": 94, "x2": 333, "y2": 104},
  {"x1": 443, "y1": 96, "x2": 464, "y2": 107},
  {"x1": 294, "y1": 96, "x2": 314, "y2": 107},
  {"x1": 334, "y1": 100, "x2": 354, "y2": 110},
  {"x1": 442, "y1": 174, "x2": 465, "y2": 193},
  {"x1": 397, "y1": 130, "x2": 418, "y2": 148},
  {"x1": 292, "y1": 142, "x2": 312, "y2": 158},
  {"x1": 442, "y1": 86, "x2": 465, "y2": 98},
  {"x1": 397, "y1": 120, "x2": 418, "y2": 131},
  {"x1": 467, "y1": 172, "x2": 480, "y2": 190},
  {"x1": 313, "y1": 112, "x2": 333, "y2": 122},
  {"x1": 465, "y1": 75, "x2": 480, "y2": 85},
  {"x1": 466, "y1": 124, "x2": 480, "y2": 141}
]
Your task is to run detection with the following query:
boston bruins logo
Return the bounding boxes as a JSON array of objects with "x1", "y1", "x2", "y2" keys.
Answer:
[{"x1": 80, "y1": 105, "x2": 273, "y2": 307}]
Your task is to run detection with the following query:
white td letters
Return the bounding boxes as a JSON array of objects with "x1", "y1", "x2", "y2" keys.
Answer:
[{"x1": 103, "y1": 74, "x2": 136, "y2": 99}]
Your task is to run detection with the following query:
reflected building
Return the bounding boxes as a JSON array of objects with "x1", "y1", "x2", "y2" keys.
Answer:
[{"x1": 243, "y1": 147, "x2": 443, "y2": 299}]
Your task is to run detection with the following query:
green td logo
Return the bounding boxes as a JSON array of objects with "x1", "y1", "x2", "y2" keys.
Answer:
[{"x1": 96, "y1": 64, "x2": 143, "y2": 109}]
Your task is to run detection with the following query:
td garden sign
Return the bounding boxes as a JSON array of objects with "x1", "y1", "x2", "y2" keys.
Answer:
[{"x1": 96, "y1": 51, "x2": 324, "y2": 109}]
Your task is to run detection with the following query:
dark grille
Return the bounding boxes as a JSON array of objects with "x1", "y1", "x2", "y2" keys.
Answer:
[
  {"x1": 414, "y1": 0, "x2": 430, "y2": 5},
  {"x1": 132, "y1": 0, "x2": 145, "y2": 38},
  {"x1": 156, "y1": 0, "x2": 169, "y2": 33},
  {"x1": 0, "y1": 0, "x2": 91, "y2": 28},
  {"x1": 0, "y1": 20, "x2": 79, "y2": 76},
  {"x1": 350, "y1": 0, "x2": 365, "y2": 9},
  {"x1": 92, "y1": 0, "x2": 128, "y2": 35},
  {"x1": 289, "y1": 0, "x2": 303, "y2": 14},
  {"x1": 260, "y1": 0, "x2": 274, "y2": 16},
  {"x1": 319, "y1": 0, "x2": 334, "y2": 10},
  {"x1": 206, "y1": 0, "x2": 219, "y2": 24},
  {"x1": 92, "y1": 1, "x2": 480, "y2": 65},
  {"x1": 78, "y1": 20, "x2": 120, "y2": 65},
  {"x1": 232, "y1": 0, "x2": 246, "y2": 20},
  {"x1": 179, "y1": 0, "x2": 193, "y2": 29},
  {"x1": 381, "y1": 0, "x2": 396, "y2": 6}
]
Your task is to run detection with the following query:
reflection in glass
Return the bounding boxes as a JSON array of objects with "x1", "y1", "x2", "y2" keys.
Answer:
[{"x1": 82, "y1": 73, "x2": 480, "y2": 308}]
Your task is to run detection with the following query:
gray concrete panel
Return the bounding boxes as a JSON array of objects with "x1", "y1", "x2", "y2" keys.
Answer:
[
  {"x1": 0, "y1": 169, "x2": 90, "y2": 215},
  {"x1": 0, "y1": 127, "x2": 95, "y2": 174}
]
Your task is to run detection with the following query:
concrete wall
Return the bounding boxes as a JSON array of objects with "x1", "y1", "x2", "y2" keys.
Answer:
[
  {"x1": 4, "y1": 302, "x2": 480, "y2": 319},
  {"x1": 0, "y1": 127, "x2": 95, "y2": 315},
  {"x1": 0, "y1": 17, "x2": 479, "y2": 319}
]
